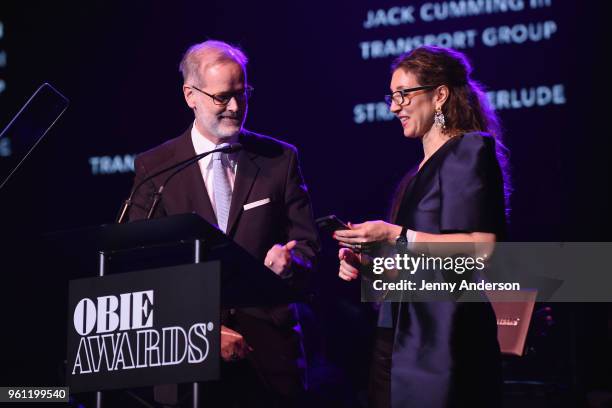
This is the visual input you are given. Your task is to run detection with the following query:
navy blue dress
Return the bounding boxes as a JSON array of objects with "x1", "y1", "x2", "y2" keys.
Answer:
[{"x1": 382, "y1": 132, "x2": 506, "y2": 408}]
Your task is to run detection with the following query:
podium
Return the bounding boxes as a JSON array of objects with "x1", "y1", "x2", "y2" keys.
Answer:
[{"x1": 49, "y1": 213, "x2": 300, "y2": 407}]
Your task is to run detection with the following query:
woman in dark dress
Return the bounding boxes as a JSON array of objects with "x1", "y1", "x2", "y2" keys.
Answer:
[{"x1": 334, "y1": 46, "x2": 510, "y2": 408}]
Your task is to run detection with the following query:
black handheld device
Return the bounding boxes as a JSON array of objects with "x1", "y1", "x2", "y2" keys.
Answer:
[{"x1": 315, "y1": 215, "x2": 349, "y2": 234}]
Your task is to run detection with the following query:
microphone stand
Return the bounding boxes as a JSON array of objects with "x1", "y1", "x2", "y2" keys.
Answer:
[{"x1": 116, "y1": 143, "x2": 241, "y2": 223}]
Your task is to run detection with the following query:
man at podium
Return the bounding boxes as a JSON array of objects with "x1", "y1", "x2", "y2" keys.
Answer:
[{"x1": 128, "y1": 40, "x2": 320, "y2": 407}]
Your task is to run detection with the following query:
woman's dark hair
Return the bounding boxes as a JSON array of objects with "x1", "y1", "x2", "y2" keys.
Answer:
[{"x1": 390, "y1": 46, "x2": 511, "y2": 218}]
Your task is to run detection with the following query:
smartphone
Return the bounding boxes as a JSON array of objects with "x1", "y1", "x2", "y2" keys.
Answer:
[{"x1": 315, "y1": 215, "x2": 349, "y2": 234}]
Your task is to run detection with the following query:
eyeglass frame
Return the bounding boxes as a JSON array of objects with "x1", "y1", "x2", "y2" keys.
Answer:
[
  {"x1": 189, "y1": 84, "x2": 254, "y2": 106},
  {"x1": 384, "y1": 85, "x2": 439, "y2": 106}
]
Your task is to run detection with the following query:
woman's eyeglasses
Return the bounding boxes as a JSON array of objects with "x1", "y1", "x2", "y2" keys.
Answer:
[{"x1": 384, "y1": 85, "x2": 438, "y2": 106}]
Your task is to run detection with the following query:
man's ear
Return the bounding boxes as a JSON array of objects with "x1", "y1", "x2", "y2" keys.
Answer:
[{"x1": 183, "y1": 85, "x2": 196, "y2": 109}]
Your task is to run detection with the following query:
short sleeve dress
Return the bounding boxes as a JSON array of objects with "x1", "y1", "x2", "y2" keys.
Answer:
[{"x1": 384, "y1": 132, "x2": 506, "y2": 408}]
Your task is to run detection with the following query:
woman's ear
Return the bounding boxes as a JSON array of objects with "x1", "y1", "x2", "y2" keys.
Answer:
[{"x1": 434, "y1": 85, "x2": 450, "y2": 110}]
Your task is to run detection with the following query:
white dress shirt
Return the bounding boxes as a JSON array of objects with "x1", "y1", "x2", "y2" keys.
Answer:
[{"x1": 190, "y1": 122, "x2": 238, "y2": 217}]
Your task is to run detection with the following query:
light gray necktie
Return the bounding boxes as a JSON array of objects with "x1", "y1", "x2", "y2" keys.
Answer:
[{"x1": 213, "y1": 143, "x2": 232, "y2": 233}]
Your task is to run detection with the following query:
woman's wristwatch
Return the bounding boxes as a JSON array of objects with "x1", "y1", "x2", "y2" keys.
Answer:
[
  {"x1": 396, "y1": 226, "x2": 416, "y2": 251},
  {"x1": 395, "y1": 226, "x2": 409, "y2": 250}
]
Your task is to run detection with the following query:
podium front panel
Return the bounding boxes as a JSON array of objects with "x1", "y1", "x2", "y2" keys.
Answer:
[{"x1": 66, "y1": 262, "x2": 221, "y2": 393}]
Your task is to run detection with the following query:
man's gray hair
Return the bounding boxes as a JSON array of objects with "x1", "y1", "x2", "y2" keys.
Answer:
[{"x1": 179, "y1": 40, "x2": 248, "y2": 85}]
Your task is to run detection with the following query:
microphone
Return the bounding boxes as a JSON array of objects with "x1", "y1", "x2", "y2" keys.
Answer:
[
  {"x1": 145, "y1": 142, "x2": 242, "y2": 219},
  {"x1": 115, "y1": 142, "x2": 242, "y2": 223}
]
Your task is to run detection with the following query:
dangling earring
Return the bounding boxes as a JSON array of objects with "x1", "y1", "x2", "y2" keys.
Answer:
[{"x1": 434, "y1": 107, "x2": 446, "y2": 130}]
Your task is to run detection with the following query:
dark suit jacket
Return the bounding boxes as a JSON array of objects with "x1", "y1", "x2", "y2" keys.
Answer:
[{"x1": 128, "y1": 126, "x2": 320, "y2": 394}]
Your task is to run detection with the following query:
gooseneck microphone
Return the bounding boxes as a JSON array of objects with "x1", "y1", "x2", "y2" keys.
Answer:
[{"x1": 115, "y1": 143, "x2": 242, "y2": 223}]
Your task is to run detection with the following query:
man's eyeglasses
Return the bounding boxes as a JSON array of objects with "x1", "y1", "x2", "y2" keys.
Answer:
[
  {"x1": 384, "y1": 85, "x2": 438, "y2": 106},
  {"x1": 190, "y1": 85, "x2": 254, "y2": 106}
]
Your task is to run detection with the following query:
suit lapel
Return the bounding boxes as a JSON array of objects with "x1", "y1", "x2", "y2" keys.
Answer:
[
  {"x1": 174, "y1": 131, "x2": 217, "y2": 225},
  {"x1": 226, "y1": 141, "x2": 260, "y2": 236}
]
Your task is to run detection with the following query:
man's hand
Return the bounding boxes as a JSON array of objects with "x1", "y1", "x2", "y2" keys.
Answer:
[
  {"x1": 221, "y1": 325, "x2": 252, "y2": 362},
  {"x1": 264, "y1": 240, "x2": 297, "y2": 276}
]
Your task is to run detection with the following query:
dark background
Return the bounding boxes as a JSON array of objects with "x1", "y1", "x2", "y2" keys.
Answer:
[{"x1": 0, "y1": 1, "x2": 609, "y2": 406}]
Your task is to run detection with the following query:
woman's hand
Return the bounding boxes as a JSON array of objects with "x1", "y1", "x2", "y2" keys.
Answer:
[
  {"x1": 338, "y1": 247, "x2": 362, "y2": 281},
  {"x1": 333, "y1": 220, "x2": 402, "y2": 249}
]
